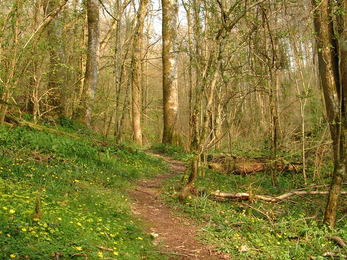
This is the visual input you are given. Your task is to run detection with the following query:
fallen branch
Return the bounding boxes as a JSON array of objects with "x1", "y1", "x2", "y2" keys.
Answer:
[
  {"x1": 96, "y1": 246, "x2": 114, "y2": 252},
  {"x1": 212, "y1": 190, "x2": 347, "y2": 202},
  {"x1": 325, "y1": 234, "x2": 347, "y2": 248},
  {"x1": 72, "y1": 254, "x2": 89, "y2": 259}
]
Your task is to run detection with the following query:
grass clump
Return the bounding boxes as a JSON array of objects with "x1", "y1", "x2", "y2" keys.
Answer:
[{"x1": 0, "y1": 125, "x2": 168, "y2": 259}]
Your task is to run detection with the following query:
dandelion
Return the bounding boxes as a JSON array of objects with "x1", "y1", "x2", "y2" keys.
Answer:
[
  {"x1": 75, "y1": 246, "x2": 83, "y2": 251},
  {"x1": 137, "y1": 237, "x2": 143, "y2": 240},
  {"x1": 7, "y1": 234, "x2": 11, "y2": 237},
  {"x1": 98, "y1": 251, "x2": 103, "y2": 258},
  {"x1": 2, "y1": 206, "x2": 7, "y2": 210},
  {"x1": 77, "y1": 222, "x2": 82, "y2": 227},
  {"x1": 10, "y1": 254, "x2": 16, "y2": 258},
  {"x1": 113, "y1": 252, "x2": 119, "y2": 256},
  {"x1": 21, "y1": 228, "x2": 27, "y2": 232},
  {"x1": 58, "y1": 217, "x2": 62, "y2": 221}
]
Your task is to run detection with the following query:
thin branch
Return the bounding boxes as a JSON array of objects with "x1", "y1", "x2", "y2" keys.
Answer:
[
  {"x1": 212, "y1": 190, "x2": 347, "y2": 202},
  {"x1": 22, "y1": 0, "x2": 68, "y2": 50}
]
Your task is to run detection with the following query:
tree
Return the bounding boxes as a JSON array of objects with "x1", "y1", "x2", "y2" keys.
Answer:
[
  {"x1": 311, "y1": 0, "x2": 347, "y2": 228},
  {"x1": 180, "y1": 0, "x2": 268, "y2": 197},
  {"x1": 77, "y1": 0, "x2": 100, "y2": 128},
  {"x1": 130, "y1": 0, "x2": 149, "y2": 145},
  {"x1": 44, "y1": 0, "x2": 66, "y2": 118},
  {"x1": 162, "y1": 0, "x2": 179, "y2": 144}
]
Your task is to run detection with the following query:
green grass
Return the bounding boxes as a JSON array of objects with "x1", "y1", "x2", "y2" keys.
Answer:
[
  {"x1": 163, "y1": 166, "x2": 347, "y2": 259},
  {"x1": 0, "y1": 125, "x2": 169, "y2": 259}
]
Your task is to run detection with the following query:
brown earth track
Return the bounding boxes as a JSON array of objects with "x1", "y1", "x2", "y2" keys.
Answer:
[{"x1": 128, "y1": 153, "x2": 227, "y2": 260}]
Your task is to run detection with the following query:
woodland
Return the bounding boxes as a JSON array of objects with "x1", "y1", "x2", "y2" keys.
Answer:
[{"x1": 1, "y1": 0, "x2": 347, "y2": 259}]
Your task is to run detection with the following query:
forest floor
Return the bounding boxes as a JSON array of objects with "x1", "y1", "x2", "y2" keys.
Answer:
[{"x1": 128, "y1": 152, "x2": 227, "y2": 260}]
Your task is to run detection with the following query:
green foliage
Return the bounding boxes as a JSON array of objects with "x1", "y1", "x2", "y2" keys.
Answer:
[
  {"x1": 150, "y1": 143, "x2": 191, "y2": 161},
  {"x1": 163, "y1": 168, "x2": 347, "y2": 259},
  {"x1": 0, "y1": 125, "x2": 168, "y2": 259}
]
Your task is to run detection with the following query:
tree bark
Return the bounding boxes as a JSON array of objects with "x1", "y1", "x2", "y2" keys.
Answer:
[
  {"x1": 77, "y1": 0, "x2": 100, "y2": 128},
  {"x1": 311, "y1": 0, "x2": 347, "y2": 228},
  {"x1": 44, "y1": 0, "x2": 66, "y2": 118},
  {"x1": 162, "y1": 0, "x2": 179, "y2": 144},
  {"x1": 130, "y1": 0, "x2": 149, "y2": 145}
]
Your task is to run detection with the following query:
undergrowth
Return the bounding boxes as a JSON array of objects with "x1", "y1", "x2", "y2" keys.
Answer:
[
  {"x1": 163, "y1": 162, "x2": 347, "y2": 259},
  {"x1": 0, "y1": 125, "x2": 168, "y2": 260},
  {"x1": 150, "y1": 143, "x2": 192, "y2": 162}
]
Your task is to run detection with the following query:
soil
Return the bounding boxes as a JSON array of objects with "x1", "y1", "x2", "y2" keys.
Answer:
[{"x1": 128, "y1": 153, "x2": 228, "y2": 260}]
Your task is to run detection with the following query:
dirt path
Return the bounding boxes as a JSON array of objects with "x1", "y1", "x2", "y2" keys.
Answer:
[{"x1": 128, "y1": 153, "x2": 225, "y2": 260}]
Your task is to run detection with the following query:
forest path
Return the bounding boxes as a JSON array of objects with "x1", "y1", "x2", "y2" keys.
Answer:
[{"x1": 128, "y1": 152, "x2": 226, "y2": 260}]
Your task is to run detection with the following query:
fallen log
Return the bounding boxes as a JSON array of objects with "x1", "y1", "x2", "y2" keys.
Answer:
[{"x1": 211, "y1": 190, "x2": 347, "y2": 202}]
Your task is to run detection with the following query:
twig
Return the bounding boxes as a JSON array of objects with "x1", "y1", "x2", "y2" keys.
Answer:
[
  {"x1": 72, "y1": 254, "x2": 88, "y2": 259},
  {"x1": 277, "y1": 216, "x2": 317, "y2": 225},
  {"x1": 244, "y1": 203, "x2": 273, "y2": 222},
  {"x1": 52, "y1": 252, "x2": 63, "y2": 259},
  {"x1": 96, "y1": 245, "x2": 114, "y2": 251}
]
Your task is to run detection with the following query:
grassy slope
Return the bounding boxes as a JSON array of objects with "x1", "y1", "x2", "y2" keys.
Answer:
[{"x1": 0, "y1": 125, "x2": 168, "y2": 260}]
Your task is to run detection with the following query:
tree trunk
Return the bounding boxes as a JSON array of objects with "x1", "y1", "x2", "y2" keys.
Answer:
[
  {"x1": 130, "y1": 0, "x2": 148, "y2": 145},
  {"x1": 44, "y1": 0, "x2": 66, "y2": 118},
  {"x1": 162, "y1": 0, "x2": 179, "y2": 145},
  {"x1": 311, "y1": 0, "x2": 347, "y2": 228},
  {"x1": 77, "y1": 0, "x2": 100, "y2": 128}
]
